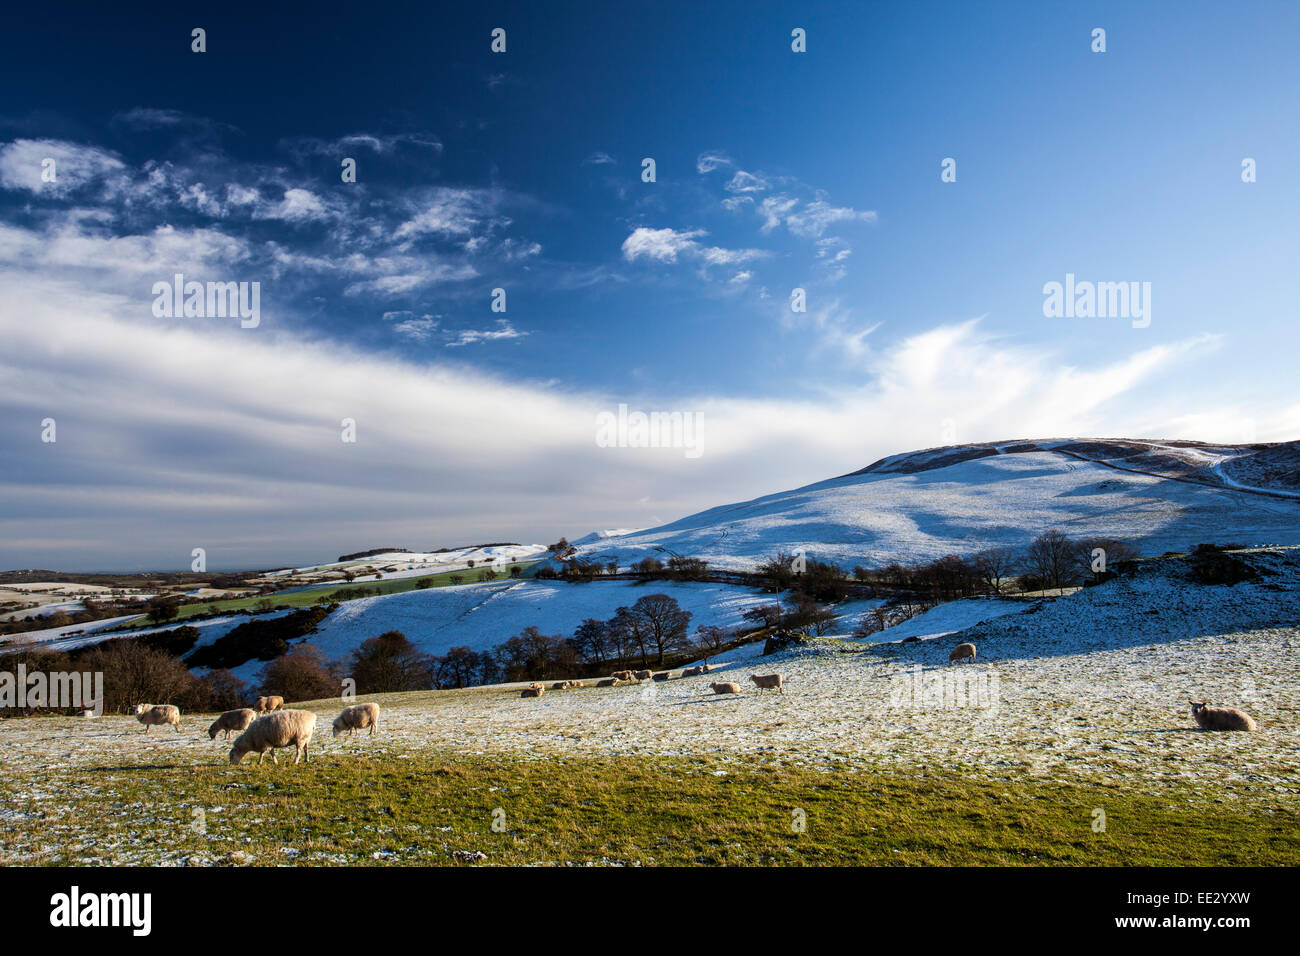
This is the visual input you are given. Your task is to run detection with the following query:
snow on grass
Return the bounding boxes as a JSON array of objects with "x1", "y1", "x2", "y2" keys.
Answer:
[
  {"x1": 854, "y1": 597, "x2": 1026, "y2": 644},
  {"x1": 303, "y1": 579, "x2": 798, "y2": 662}
]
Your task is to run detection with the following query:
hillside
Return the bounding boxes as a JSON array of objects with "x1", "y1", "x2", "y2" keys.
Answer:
[{"x1": 572, "y1": 438, "x2": 1300, "y2": 570}]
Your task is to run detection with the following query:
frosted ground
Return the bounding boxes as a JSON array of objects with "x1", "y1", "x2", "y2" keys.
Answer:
[
  {"x1": 3, "y1": 552, "x2": 1294, "y2": 807},
  {"x1": 575, "y1": 445, "x2": 1300, "y2": 571}
]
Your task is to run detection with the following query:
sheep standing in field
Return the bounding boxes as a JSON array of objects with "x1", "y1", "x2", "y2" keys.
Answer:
[
  {"x1": 633, "y1": 669, "x2": 653, "y2": 681},
  {"x1": 134, "y1": 703, "x2": 181, "y2": 733},
  {"x1": 710, "y1": 681, "x2": 741, "y2": 695},
  {"x1": 521, "y1": 686, "x2": 544, "y2": 698},
  {"x1": 257, "y1": 695, "x2": 285, "y2": 714},
  {"x1": 229, "y1": 709, "x2": 317, "y2": 765},
  {"x1": 208, "y1": 708, "x2": 256, "y2": 740},
  {"x1": 1190, "y1": 701, "x2": 1257, "y2": 732},
  {"x1": 611, "y1": 670, "x2": 636, "y2": 682},
  {"x1": 949, "y1": 642, "x2": 977, "y2": 665},
  {"x1": 750, "y1": 673, "x2": 784, "y2": 694},
  {"x1": 332, "y1": 702, "x2": 380, "y2": 737}
]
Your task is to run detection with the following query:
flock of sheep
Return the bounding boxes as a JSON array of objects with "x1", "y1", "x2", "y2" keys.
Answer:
[
  {"x1": 131, "y1": 699, "x2": 381, "y2": 766},
  {"x1": 520, "y1": 639, "x2": 1259, "y2": 733},
  {"x1": 521, "y1": 663, "x2": 787, "y2": 698},
  {"x1": 128, "y1": 638, "x2": 1257, "y2": 768}
]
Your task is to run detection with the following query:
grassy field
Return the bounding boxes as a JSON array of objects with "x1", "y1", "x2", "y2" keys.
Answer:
[
  {"x1": 112, "y1": 562, "x2": 539, "y2": 629},
  {"x1": 1, "y1": 740, "x2": 1294, "y2": 866}
]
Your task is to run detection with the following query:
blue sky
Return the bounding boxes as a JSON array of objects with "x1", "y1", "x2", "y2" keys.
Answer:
[{"x1": 1, "y1": 1, "x2": 1297, "y2": 570}]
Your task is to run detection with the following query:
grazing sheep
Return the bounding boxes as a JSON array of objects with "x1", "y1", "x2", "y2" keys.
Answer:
[
  {"x1": 710, "y1": 681, "x2": 741, "y2": 695},
  {"x1": 611, "y1": 670, "x2": 636, "y2": 682},
  {"x1": 332, "y1": 702, "x2": 380, "y2": 737},
  {"x1": 229, "y1": 709, "x2": 317, "y2": 765},
  {"x1": 134, "y1": 703, "x2": 181, "y2": 733},
  {"x1": 1190, "y1": 701, "x2": 1257, "y2": 732},
  {"x1": 521, "y1": 686, "x2": 544, "y2": 698},
  {"x1": 633, "y1": 669, "x2": 653, "y2": 681},
  {"x1": 750, "y1": 673, "x2": 784, "y2": 694},
  {"x1": 948, "y1": 642, "x2": 977, "y2": 664},
  {"x1": 596, "y1": 678, "x2": 617, "y2": 687},
  {"x1": 257, "y1": 695, "x2": 285, "y2": 713},
  {"x1": 652, "y1": 672, "x2": 672, "y2": 682},
  {"x1": 207, "y1": 708, "x2": 256, "y2": 741}
]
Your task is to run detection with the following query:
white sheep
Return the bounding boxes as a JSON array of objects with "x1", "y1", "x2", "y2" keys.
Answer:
[
  {"x1": 633, "y1": 669, "x2": 653, "y2": 681},
  {"x1": 949, "y1": 642, "x2": 977, "y2": 664},
  {"x1": 207, "y1": 708, "x2": 255, "y2": 740},
  {"x1": 1190, "y1": 700, "x2": 1257, "y2": 731},
  {"x1": 229, "y1": 709, "x2": 317, "y2": 765},
  {"x1": 750, "y1": 673, "x2": 784, "y2": 694},
  {"x1": 709, "y1": 681, "x2": 741, "y2": 694},
  {"x1": 134, "y1": 703, "x2": 181, "y2": 733},
  {"x1": 332, "y1": 702, "x2": 380, "y2": 737}
]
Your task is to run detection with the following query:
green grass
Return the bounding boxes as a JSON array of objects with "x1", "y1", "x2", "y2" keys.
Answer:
[
  {"x1": 113, "y1": 562, "x2": 540, "y2": 629},
  {"x1": 5, "y1": 748, "x2": 1295, "y2": 866}
]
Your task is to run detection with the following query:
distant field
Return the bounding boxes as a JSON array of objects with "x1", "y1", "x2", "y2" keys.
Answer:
[{"x1": 112, "y1": 561, "x2": 540, "y2": 630}]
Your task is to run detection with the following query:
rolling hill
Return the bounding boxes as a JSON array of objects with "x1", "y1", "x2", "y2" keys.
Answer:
[{"x1": 571, "y1": 438, "x2": 1300, "y2": 570}]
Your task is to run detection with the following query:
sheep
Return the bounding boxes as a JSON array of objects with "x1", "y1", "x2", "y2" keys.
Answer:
[
  {"x1": 521, "y1": 686, "x2": 544, "y2": 698},
  {"x1": 1190, "y1": 701, "x2": 1257, "y2": 732},
  {"x1": 229, "y1": 710, "x2": 317, "y2": 765},
  {"x1": 633, "y1": 669, "x2": 653, "y2": 681},
  {"x1": 595, "y1": 678, "x2": 617, "y2": 687},
  {"x1": 570, "y1": 681, "x2": 585, "y2": 688},
  {"x1": 611, "y1": 670, "x2": 636, "y2": 682},
  {"x1": 750, "y1": 673, "x2": 784, "y2": 694},
  {"x1": 207, "y1": 708, "x2": 256, "y2": 740},
  {"x1": 652, "y1": 672, "x2": 672, "y2": 682},
  {"x1": 256, "y1": 695, "x2": 285, "y2": 713},
  {"x1": 332, "y1": 702, "x2": 380, "y2": 737},
  {"x1": 134, "y1": 703, "x2": 181, "y2": 733},
  {"x1": 528, "y1": 682, "x2": 544, "y2": 690},
  {"x1": 948, "y1": 642, "x2": 977, "y2": 664},
  {"x1": 710, "y1": 681, "x2": 741, "y2": 694},
  {"x1": 681, "y1": 666, "x2": 705, "y2": 678},
  {"x1": 551, "y1": 681, "x2": 571, "y2": 691}
]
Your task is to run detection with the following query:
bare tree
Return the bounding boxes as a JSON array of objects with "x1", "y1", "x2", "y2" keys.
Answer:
[
  {"x1": 1024, "y1": 529, "x2": 1076, "y2": 592},
  {"x1": 973, "y1": 546, "x2": 1018, "y2": 593}
]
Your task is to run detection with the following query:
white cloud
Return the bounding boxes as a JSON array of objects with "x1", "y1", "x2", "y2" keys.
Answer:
[
  {"x1": 445, "y1": 320, "x2": 527, "y2": 347},
  {"x1": 621, "y1": 227, "x2": 707, "y2": 263},
  {"x1": 622, "y1": 227, "x2": 765, "y2": 270},
  {"x1": 0, "y1": 139, "x2": 126, "y2": 196}
]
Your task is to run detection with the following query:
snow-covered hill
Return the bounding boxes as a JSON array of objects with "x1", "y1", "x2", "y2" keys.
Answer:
[{"x1": 572, "y1": 438, "x2": 1300, "y2": 570}]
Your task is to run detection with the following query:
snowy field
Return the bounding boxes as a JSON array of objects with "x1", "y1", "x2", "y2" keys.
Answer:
[
  {"x1": 300, "y1": 579, "x2": 856, "y2": 671},
  {"x1": 3, "y1": 551, "x2": 1293, "y2": 808},
  {"x1": 574, "y1": 448, "x2": 1300, "y2": 570}
]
